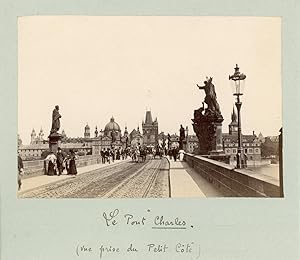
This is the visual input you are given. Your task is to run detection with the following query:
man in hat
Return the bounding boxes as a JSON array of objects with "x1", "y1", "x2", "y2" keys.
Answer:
[{"x1": 56, "y1": 147, "x2": 65, "y2": 176}]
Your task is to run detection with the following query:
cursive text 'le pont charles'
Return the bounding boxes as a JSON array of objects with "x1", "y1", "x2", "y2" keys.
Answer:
[{"x1": 102, "y1": 209, "x2": 188, "y2": 229}]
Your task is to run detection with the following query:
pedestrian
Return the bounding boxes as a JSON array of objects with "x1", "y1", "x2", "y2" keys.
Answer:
[
  {"x1": 111, "y1": 149, "x2": 115, "y2": 163},
  {"x1": 243, "y1": 154, "x2": 248, "y2": 168},
  {"x1": 56, "y1": 147, "x2": 64, "y2": 176},
  {"x1": 168, "y1": 149, "x2": 172, "y2": 160},
  {"x1": 17, "y1": 151, "x2": 24, "y2": 191},
  {"x1": 45, "y1": 151, "x2": 57, "y2": 176},
  {"x1": 68, "y1": 149, "x2": 78, "y2": 176},
  {"x1": 101, "y1": 148, "x2": 106, "y2": 164},
  {"x1": 116, "y1": 148, "x2": 120, "y2": 160},
  {"x1": 106, "y1": 148, "x2": 111, "y2": 164},
  {"x1": 172, "y1": 147, "x2": 178, "y2": 162},
  {"x1": 63, "y1": 156, "x2": 69, "y2": 174}
]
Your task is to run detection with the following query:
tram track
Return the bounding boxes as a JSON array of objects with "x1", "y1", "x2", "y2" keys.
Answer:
[
  {"x1": 142, "y1": 159, "x2": 164, "y2": 198},
  {"x1": 105, "y1": 158, "x2": 169, "y2": 198},
  {"x1": 18, "y1": 157, "x2": 170, "y2": 199},
  {"x1": 18, "y1": 161, "x2": 144, "y2": 198}
]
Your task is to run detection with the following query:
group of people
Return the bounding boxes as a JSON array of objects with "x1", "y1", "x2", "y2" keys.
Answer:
[
  {"x1": 130, "y1": 144, "x2": 148, "y2": 162},
  {"x1": 129, "y1": 143, "x2": 180, "y2": 162},
  {"x1": 167, "y1": 146, "x2": 180, "y2": 161},
  {"x1": 100, "y1": 147, "x2": 130, "y2": 164},
  {"x1": 45, "y1": 148, "x2": 78, "y2": 176},
  {"x1": 17, "y1": 143, "x2": 181, "y2": 191}
]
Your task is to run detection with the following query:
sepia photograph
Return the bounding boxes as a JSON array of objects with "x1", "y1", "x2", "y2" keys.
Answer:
[{"x1": 17, "y1": 16, "x2": 282, "y2": 199}]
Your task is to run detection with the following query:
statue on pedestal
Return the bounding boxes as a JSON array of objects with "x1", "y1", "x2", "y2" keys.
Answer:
[
  {"x1": 179, "y1": 124, "x2": 185, "y2": 150},
  {"x1": 192, "y1": 77, "x2": 224, "y2": 155},
  {"x1": 197, "y1": 77, "x2": 221, "y2": 116},
  {"x1": 50, "y1": 105, "x2": 61, "y2": 134},
  {"x1": 48, "y1": 105, "x2": 62, "y2": 154}
]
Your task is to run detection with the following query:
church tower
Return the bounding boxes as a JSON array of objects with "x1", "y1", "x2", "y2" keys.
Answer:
[
  {"x1": 30, "y1": 129, "x2": 36, "y2": 144},
  {"x1": 142, "y1": 110, "x2": 158, "y2": 146},
  {"x1": 84, "y1": 123, "x2": 90, "y2": 138},
  {"x1": 229, "y1": 107, "x2": 238, "y2": 135},
  {"x1": 38, "y1": 128, "x2": 44, "y2": 141},
  {"x1": 61, "y1": 129, "x2": 67, "y2": 142},
  {"x1": 124, "y1": 126, "x2": 128, "y2": 138},
  {"x1": 95, "y1": 126, "x2": 98, "y2": 138},
  {"x1": 18, "y1": 134, "x2": 22, "y2": 147}
]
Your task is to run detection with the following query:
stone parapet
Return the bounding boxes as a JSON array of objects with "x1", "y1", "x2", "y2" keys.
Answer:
[
  {"x1": 22, "y1": 155, "x2": 102, "y2": 178},
  {"x1": 184, "y1": 153, "x2": 281, "y2": 197}
]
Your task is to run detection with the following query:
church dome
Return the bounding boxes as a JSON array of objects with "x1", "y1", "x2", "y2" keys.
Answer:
[{"x1": 104, "y1": 117, "x2": 121, "y2": 132}]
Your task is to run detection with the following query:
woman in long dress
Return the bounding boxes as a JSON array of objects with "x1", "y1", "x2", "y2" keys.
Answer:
[
  {"x1": 68, "y1": 150, "x2": 77, "y2": 175},
  {"x1": 45, "y1": 152, "x2": 57, "y2": 176}
]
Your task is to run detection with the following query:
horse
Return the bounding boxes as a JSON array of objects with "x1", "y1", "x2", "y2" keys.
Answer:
[
  {"x1": 153, "y1": 147, "x2": 163, "y2": 159},
  {"x1": 131, "y1": 149, "x2": 138, "y2": 162},
  {"x1": 139, "y1": 148, "x2": 147, "y2": 163}
]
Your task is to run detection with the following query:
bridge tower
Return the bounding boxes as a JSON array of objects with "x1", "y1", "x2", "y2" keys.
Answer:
[{"x1": 142, "y1": 110, "x2": 158, "y2": 147}]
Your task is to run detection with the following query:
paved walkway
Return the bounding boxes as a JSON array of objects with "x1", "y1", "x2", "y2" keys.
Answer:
[
  {"x1": 18, "y1": 159, "x2": 128, "y2": 193},
  {"x1": 168, "y1": 157, "x2": 223, "y2": 198},
  {"x1": 19, "y1": 157, "x2": 223, "y2": 198}
]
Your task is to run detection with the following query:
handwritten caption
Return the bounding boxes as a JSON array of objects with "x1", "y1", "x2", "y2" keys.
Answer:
[
  {"x1": 103, "y1": 208, "x2": 192, "y2": 230},
  {"x1": 74, "y1": 209, "x2": 200, "y2": 259},
  {"x1": 76, "y1": 242, "x2": 200, "y2": 259}
]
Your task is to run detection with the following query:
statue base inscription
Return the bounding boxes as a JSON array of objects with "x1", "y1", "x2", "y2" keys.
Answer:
[
  {"x1": 192, "y1": 108, "x2": 224, "y2": 155},
  {"x1": 48, "y1": 132, "x2": 62, "y2": 154}
]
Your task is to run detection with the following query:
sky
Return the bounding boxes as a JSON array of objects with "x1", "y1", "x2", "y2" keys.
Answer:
[{"x1": 18, "y1": 16, "x2": 282, "y2": 145}]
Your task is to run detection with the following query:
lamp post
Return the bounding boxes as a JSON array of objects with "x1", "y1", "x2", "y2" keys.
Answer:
[{"x1": 229, "y1": 64, "x2": 246, "y2": 169}]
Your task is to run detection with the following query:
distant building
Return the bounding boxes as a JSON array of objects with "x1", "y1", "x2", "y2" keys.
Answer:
[
  {"x1": 17, "y1": 134, "x2": 22, "y2": 147},
  {"x1": 20, "y1": 117, "x2": 125, "y2": 159},
  {"x1": 18, "y1": 143, "x2": 92, "y2": 160},
  {"x1": 20, "y1": 112, "x2": 164, "y2": 160},
  {"x1": 186, "y1": 135, "x2": 199, "y2": 154},
  {"x1": 257, "y1": 132, "x2": 265, "y2": 143},
  {"x1": 94, "y1": 126, "x2": 99, "y2": 138},
  {"x1": 142, "y1": 110, "x2": 158, "y2": 147},
  {"x1": 61, "y1": 129, "x2": 67, "y2": 142},
  {"x1": 222, "y1": 107, "x2": 262, "y2": 167},
  {"x1": 84, "y1": 123, "x2": 91, "y2": 138},
  {"x1": 261, "y1": 135, "x2": 280, "y2": 159},
  {"x1": 91, "y1": 117, "x2": 124, "y2": 155},
  {"x1": 129, "y1": 127, "x2": 144, "y2": 147},
  {"x1": 253, "y1": 132, "x2": 280, "y2": 159},
  {"x1": 265, "y1": 136, "x2": 279, "y2": 143},
  {"x1": 30, "y1": 128, "x2": 45, "y2": 145},
  {"x1": 170, "y1": 134, "x2": 180, "y2": 148},
  {"x1": 121, "y1": 126, "x2": 129, "y2": 148},
  {"x1": 18, "y1": 143, "x2": 48, "y2": 159}
]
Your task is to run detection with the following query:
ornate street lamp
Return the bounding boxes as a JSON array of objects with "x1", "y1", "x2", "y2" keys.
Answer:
[{"x1": 229, "y1": 64, "x2": 246, "y2": 169}]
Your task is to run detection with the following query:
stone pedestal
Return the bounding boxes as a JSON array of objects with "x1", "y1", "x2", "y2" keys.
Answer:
[
  {"x1": 192, "y1": 108, "x2": 224, "y2": 155},
  {"x1": 209, "y1": 122, "x2": 224, "y2": 155},
  {"x1": 48, "y1": 132, "x2": 62, "y2": 153},
  {"x1": 182, "y1": 140, "x2": 187, "y2": 152}
]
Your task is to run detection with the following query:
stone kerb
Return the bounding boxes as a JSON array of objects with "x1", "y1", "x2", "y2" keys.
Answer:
[{"x1": 184, "y1": 153, "x2": 280, "y2": 197}]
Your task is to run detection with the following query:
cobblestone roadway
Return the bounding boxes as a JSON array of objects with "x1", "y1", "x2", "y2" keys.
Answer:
[{"x1": 18, "y1": 158, "x2": 170, "y2": 199}]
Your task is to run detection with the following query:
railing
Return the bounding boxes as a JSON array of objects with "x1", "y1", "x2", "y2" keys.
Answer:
[{"x1": 184, "y1": 153, "x2": 281, "y2": 197}]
